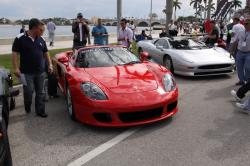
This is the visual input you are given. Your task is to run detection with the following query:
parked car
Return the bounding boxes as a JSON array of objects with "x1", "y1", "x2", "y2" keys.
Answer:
[
  {"x1": 137, "y1": 37, "x2": 235, "y2": 76},
  {"x1": 52, "y1": 45, "x2": 178, "y2": 127},
  {"x1": 0, "y1": 68, "x2": 19, "y2": 166}
]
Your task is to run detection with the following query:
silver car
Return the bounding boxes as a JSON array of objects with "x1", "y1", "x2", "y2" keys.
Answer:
[{"x1": 137, "y1": 37, "x2": 235, "y2": 76}]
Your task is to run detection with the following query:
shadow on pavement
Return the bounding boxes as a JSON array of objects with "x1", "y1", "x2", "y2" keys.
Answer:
[
  {"x1": 203, "y1": 109, "x2": 250, "y2": 162},
  {"x1": 19, "y1": 96, "x2": 125, "y2": 147}
]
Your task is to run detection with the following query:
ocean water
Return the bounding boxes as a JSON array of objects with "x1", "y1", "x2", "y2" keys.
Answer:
[{"x1": 0, "y1": 25, "x2": 148, "y2": 39}]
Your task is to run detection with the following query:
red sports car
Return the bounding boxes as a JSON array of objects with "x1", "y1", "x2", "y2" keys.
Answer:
[{"x1": 52, "y1": 45, "x2": 178, "y2": 127}]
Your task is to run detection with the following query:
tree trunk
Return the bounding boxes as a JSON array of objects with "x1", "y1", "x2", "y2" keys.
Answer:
[
  {"x1": 195, "y1": 7, "x2": 197, "y2": 18},
  {"x1": 204, "y1": 3, "x2": 207, "y2": 20},
  {"x1": 165, "y1": 0, "x2": 173, "y2": 34},
  {"x1": 207, "y1": 0, "x2": 213, "y2": 19},
  {"x1": 174, "y1": 7, "x2": 177, "y2": 21}
]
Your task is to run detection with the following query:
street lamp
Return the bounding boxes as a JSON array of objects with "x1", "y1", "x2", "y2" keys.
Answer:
[
  {"x1": 117, "y1": 0, "x2": 122, "y2": 35},
  {"x1": 149, "y1": 0, "x2": 152, "y2": 36}
]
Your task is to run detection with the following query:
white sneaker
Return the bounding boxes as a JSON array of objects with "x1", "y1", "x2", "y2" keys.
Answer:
[
  {"x1": 236, "y1": 102, "x2": 246, "y2": 109},
  {"x1": 231, "y1": 90, "x2": 241, "y2": 101},
  {"x1": 236, "y1": 103, "x2": 250, "y2": 115}
]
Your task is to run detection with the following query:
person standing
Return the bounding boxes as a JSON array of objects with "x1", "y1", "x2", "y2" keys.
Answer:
[
  {"x1": 117, "y1": 18, "x2": 133, "y2": 48},
  {"x1": 159, "y1": 29, "x2": 167, "y2": 38},
  {"x1": 169, "y1": 20, "x2": 178, "y2": 36},
  {"x1": 207, "y1": 20, "x2": 219, "y2": 47},
  {"x1": 20, "y1": 24, "x2": 25, "y2": 33},
  {"x1": 226, "y1": 22, "x2": 234, "y2": 50},
  {"x1": 231, "y1": 15, "x2": 246, "y2": 85},
  {"x1": 128, "y1": 20, "x2": 136, "y2": 39},
  {"x1": 230, "y1": 16, "x2": 245, "y2": 59},
  {"x1": 47, "y1": 19, "x2": 56, "y2": 46},
  {"x1": 231, "y1": 19, "x2": 250, "y2": 114},
  {"x1": 72, "y1": 13, "x2": 90, "y2": 49},
  {"x1": 12, "y1": 18, "x2": 52, "y2": 118},
  {"x1": 92, "y1": 18, "x2": 108, "y2": 45}
]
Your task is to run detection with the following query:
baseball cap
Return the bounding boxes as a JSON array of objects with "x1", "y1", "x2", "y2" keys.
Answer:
[{"x1": 77, "y1": 13, "x2": 83, "y2": 18}]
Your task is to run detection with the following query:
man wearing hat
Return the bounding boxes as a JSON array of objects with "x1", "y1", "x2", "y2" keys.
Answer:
[
  {"x1": 72, "y1": 13, "x2": 90, "y2": 49},
  {"x1": 231, "y1": 18, "x2": 250, "y2": 114}
]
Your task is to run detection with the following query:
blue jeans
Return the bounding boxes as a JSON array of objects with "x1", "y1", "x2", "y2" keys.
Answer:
[
  {"x1": 23, "y1": 72, "x2": 46, "y2": 114},
  {"x1": 236, "y1": 51, "x2": 250, "y2": 82}
]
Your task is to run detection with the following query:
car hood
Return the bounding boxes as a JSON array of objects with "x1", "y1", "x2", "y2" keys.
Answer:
[
  {"x1": 84, "y1": 64, "x2": 158, "y2": 94},
  {"x1": 170, "y1": 48, "x2": 233, "y2": 64}
]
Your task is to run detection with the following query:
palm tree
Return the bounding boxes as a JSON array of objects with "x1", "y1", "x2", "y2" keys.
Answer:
[
  {"x1": 231, "y1": 0, "x2": 242, "y2": 11},
  {"x1": 163, "y1": 0, "x2": 173, "y2": 34},
  {"x1": 173, "y1": 0, "x2": 182, "y2": 20},
  {"x1": 209, "y1": 2, "x2": 215, "y2": 12},
  {"x1": 202, "y1": 0, "x2": 213, "y2": 19},
  {"x1": 198, "y1": 4, "x2": 205, "y2": 19},
  {"x1": 190, "y1": 0, "x2": 202, "y2": 18},
  {"x1": 228, "y1": 9, "x2": 235, "y2": 20}
]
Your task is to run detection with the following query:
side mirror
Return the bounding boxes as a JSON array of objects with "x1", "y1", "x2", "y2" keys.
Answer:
[
  {"x1": 58, "y1": 56, "x2": 69, "y2": 65},
  {"x1": 140, "y1": 52, "x2": 149, "y2": 61},
  {"x1": 156, "y1": 45, "x2": 164, "y2": 51}
]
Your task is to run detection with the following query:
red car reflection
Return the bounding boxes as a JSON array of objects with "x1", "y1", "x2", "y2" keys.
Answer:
[{"x1": 52, "y1": 45, "x2": 178, "y2": 127}]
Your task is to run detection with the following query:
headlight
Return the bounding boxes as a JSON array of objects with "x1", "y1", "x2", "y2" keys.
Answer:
[
  {"x1": 162, "y1": 73, "x2": 176, "y2": 92},
  {"x1": 80, "y1": 82, "x2": 107, "y2": 100}
]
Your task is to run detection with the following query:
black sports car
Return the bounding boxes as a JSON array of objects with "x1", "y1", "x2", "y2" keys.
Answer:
[{"x1": 0, "y1": 69, "x2": 19, "y2": 166}]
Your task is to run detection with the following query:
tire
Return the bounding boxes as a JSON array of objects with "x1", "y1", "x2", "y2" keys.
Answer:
[
  {"x1": 163, "y1": 55, "x2": 174, "y2": 73},
  {"x1": 3, "y1": 137, "x2": 13, "y2": 166},
  {"x1": 1, "y1": 117, "x2": 12, "y2": 166},
  {"x1": 66, "y1": 85, "x2": 76, "y2": 121}
]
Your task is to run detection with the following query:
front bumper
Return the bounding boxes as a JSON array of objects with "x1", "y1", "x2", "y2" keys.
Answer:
[
  {"x1": 71, "y1": 87, "x2": 178, "y2": 127},
  {"x1": 174, "y1": 63, "x2": 235, "y2": 76}
]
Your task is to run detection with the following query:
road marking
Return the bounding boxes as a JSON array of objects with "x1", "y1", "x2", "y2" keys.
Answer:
[{"x1": 68, "y1": 127, "x2": 140, "y2": 166}]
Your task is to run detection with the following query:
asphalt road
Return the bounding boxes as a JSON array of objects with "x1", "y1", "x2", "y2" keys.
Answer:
[{"x1": 8, "y1": 73, "x2": 250, "y2": 166}]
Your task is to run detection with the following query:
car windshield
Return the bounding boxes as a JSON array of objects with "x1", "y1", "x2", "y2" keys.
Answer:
[
  {"x1": 169, "y1": 39, "x2": 207, "y2": 50},
  {"x1": 76, "y1": 47, "x2": 141, "y2": 68}
]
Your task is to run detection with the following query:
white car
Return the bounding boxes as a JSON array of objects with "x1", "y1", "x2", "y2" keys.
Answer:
[{"x1": 137, "y1": 37, "x2": 235, "y2": 76}]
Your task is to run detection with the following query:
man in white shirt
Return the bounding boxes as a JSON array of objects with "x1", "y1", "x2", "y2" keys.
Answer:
[
  {"x1": 231, "y1": 16, "x2": 245, "y2": 44},
  {"x1": 118, "y1": 19, "x2": 133, "y2": 48},
  {"x1": 230, "y1": 15, "x2": 246, "y2": 85}
]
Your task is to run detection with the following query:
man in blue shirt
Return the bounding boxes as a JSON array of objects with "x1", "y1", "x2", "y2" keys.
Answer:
[
  {"x1": 12, "y1": 18, "x2": 53, "y2": 118},
  {"x1": 92, "y1": 18, "x2": 108, "y2": 45}
]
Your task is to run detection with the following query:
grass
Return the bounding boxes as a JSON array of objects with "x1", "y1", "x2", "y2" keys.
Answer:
[{"x1": 0, "y1": 48, "x2": 70, "y2": 85}]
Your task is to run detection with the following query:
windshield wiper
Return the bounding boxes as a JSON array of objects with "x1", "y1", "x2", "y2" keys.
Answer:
[{"x1": 123, "y1": 61, "x2": 141, "y2": 65}]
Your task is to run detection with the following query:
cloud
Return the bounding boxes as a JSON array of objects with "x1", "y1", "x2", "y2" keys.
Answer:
[{"x1": 0, "y1": 0, "x2": 246, "y2": 20}]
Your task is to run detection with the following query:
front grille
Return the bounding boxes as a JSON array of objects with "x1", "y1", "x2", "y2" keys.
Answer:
[
  {"x1": 119, "y1": 107, "x2": 163, "y2": 123},
  {"x1": 93, "y1": 113, "x2": 112, "y2": 123},
  {"x1": 198, "y1": 64, "x2": 232, "y2": 69},
  {"x1": 194, "y1": 70, "x2": 233, "y2": 76},
  {"x1": 167, "y1": 101, "x2": 177, "y2": 113}
]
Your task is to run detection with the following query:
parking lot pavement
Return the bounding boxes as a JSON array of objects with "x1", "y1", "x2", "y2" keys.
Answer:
[{"x1": 9, "y1": 73, "x2": 250, "y2": 166}]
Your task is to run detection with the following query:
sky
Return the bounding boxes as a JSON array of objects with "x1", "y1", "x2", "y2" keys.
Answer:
[{"x1": 0, "y1": 0, "x2": 247, "y2": 20}]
